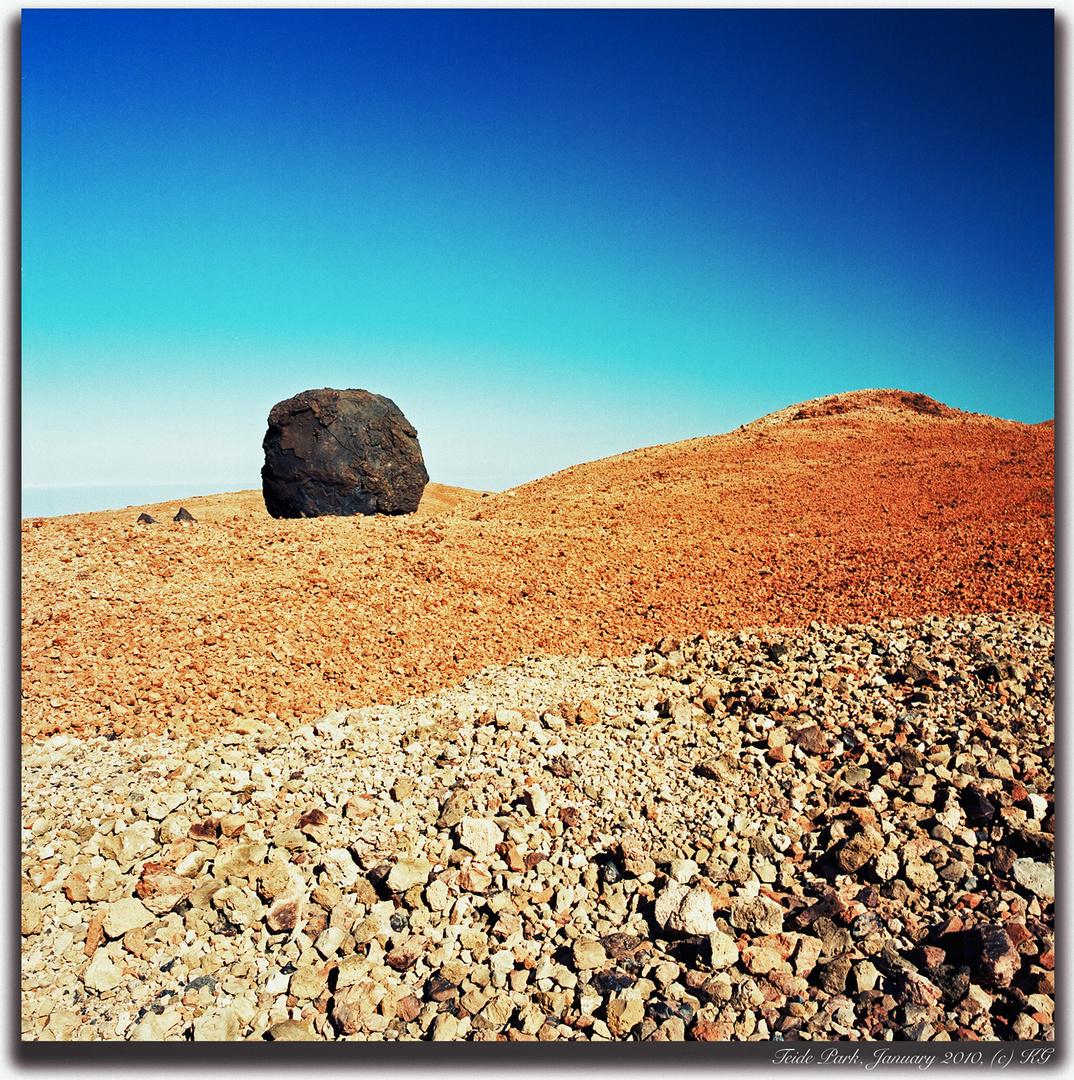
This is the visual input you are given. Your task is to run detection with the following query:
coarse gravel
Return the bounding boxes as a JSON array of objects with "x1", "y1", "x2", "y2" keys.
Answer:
[{"x1": 22, "y1": 612, "x2": 1054, "y2": 1042}]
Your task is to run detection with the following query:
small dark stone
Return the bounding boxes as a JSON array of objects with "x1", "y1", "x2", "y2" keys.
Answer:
[
  {"x1": 424, "y1": 976, "x2": 458, "y2": 1002},
  {"x1": 368, "y1": 864, "x2": 391, "y2": 888},
  {"x1": 792, "y1": 724, "x2": 828, "y2": 755},
  {"x1": 136, "y1": 513, "x2": 157, "y2": 524},
  {"x1": 874, "y1": 942, "x2": 918, "y2": 977},
  {"x1": 961, "y1": 786, "x2": 996, "y2": 825},
  {"x1": 599, "y1": 933, "x2": 646, "y2": 961},
  {"x1": 212, "y1": 910, "x2": 243, "y2": 937},
  {"x1": 817, "y1": 955, "x2": 852, "y2": 994},
  {"x1": 902, "y1": 661, "x2": 931, "y2": 685},
  {"x1": 187, "y1": 819, "x2": 219, "y2": 841},
  {"x1": 600, "y1": 860, "x2": 623, "y2": 885},
  {"x1": 390, "y1": 912, "x2": 408, "y2": 932},
  {"x1": 646, "y1": 1000, "x2": 676, "y2": 1022},
  {"x1": 897, "y1": 746, "x2": 924, "y2": 770},
  {"x1": 591, "y1": 969, "x2": 637, "y2": 995},
  {"x1": 173, "y1": 507, "x2": 196, "y2": 523},
  {"x1": 298, "y1": 808, "x2": 329, "y2": 828},
  {"x1": 843, "y1": 765, "x2": 872, "y2": 787},
  {"x1": 675, "y1": 1001, "x2": 696, "y2": 1023},
  {"x1": 851, "y1": 911, "x2": 881, "y2": 938},
  {"x1": 964, "y1": 925, "x2": 1021, "y2": 988},
  {"x1": 927, "y1": 964, "x2": 971, "y2": 1005}
]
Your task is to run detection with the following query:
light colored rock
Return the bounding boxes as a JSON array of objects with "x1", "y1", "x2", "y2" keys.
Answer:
[
  {"x1": 874, "y1": 848, "x2": 900, "y2": 881},
  {"x1": 83, "y1": 950, "x2": 122, "y2": 993},
  {"x1": 290, "y1": 965, "x2": 328, "y2": 1000},
  {"x1": 99, "y1": 821, "x2": 156, "y2": 866},
  {"x1": 668, "y1": 885, "x2": 717, "y2": 936},
  {"x1": 458, "y1": 866, "x2": 493, "y2": 893},
  {"x1": 130, "y1": 1008, "x2": 187, "y2": 1041},
  {"x1": 478, "y1": 993, "x2": 515, "y2": 1029},
  {"x1": 1012, "y1": 858, "x2": 1054, "y2": 901},
  {"x1": 707, "y1": 929, "x2": 739, "y2": 970},
  {"x1": 137, "y1": 868, "x2": 193, "y2": 915},
  {"x1": 21, "y1": 889, "x2": 48, "y2": 936},
  {"x1": 517, "y1": 1000, "x2": 546, "y2": 1035},
  {"x1": 854, "y1": 960, "x2": 882, "y2": 993},
  {"x1": 730, "y1": 894, "x2": 784, "y2": 935},
  {"x1": 144, "y1": 790, "x2": 187, "y2": 821},
  {"x1": 668, "y1": 858, "x2": 699, "y2": 883},
  {"x1": 41, "y1": 1009, "x2": 82, "y2": 1041},
  {"x1": 571, "y1": 936, "x2": 607, "y2": 970},
  {"x1": 653, "y1": 880, "x2": 689, "y2": 929},
  {"x1": 268, "y1": 1019, "x2": 318, "y2": 1041},
  {"x1": 214, "y1": 884, "x2": 265, "y2": 928},
  {"x1": 431, "y1": 1012, "x2": 459, "y2": 1040},
  {"x1": 315, "y1": 926, "x2": 346, "y2": 958},
  {"x1": 387, "y1": 856, "x2": 432, "y2": 893},
  {"x1": 605, "y1": 996, "x2": 645, "y2": 1037},
  {"x1": 103, "y1": 897, "x2": 155, "y2": 939},
  {"x1": 213, "y1": 841, "x2": 268, "y2": 878},
  {"x1": 193, "y1": 1008, "x2": 241, "y2": 1041},
  {"x1": 524, "y1": 786, "x2": 551, "y2": 816},
  {"x1": 321, "y1": 848, "x2": 361, "y2": 888},
  {"x1": 456, "y1": 817, "x2": 503, "y2": 857},
  {"x1": 175, "y1": 850, "x2": 209, "y2": 878},
  {"x1": 335, "y1": 954, "x2": 371, "y2": 990},
  {"x1": 426, "y1": 878, "x2": 451, "y2": 910}
]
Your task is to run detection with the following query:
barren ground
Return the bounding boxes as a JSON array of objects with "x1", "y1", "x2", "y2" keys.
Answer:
[{"x1": 21, "y1": 390, "x2": 1053, "y2": 741}]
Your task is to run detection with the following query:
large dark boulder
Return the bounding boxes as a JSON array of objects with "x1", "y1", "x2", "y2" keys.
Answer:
[{"x1": 261, "y1": 388, "x2": 429, "y2": 518}]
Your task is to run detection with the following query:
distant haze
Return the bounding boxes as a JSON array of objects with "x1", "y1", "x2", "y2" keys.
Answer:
[{"x1": 22, "y1": 10, "x2": 1054, "y2": 516}]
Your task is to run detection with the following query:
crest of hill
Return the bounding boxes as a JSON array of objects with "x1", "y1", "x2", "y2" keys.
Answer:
[{"x1": 742, "y1": 388, "x2": 964, "y2": 428}]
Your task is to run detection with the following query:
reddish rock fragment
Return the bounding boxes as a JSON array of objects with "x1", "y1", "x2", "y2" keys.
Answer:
[
  {"x1": 83, "y1": 912, "x2": 105, "y2": 956},
  {"x1": 792, "y1": 723, "x2": 828, "y2": 755},
  {"x1": 386, "y1": 936, "x2": 425, "y2": 971},
  {"x1": 64, "y1": 873, "x2": 89, "y2": 903},
  {"x1": 796, "y1": 888, "x2": 846, "y2": 927},
  {"x1": 896, "y1": 971, "x2": 944, "y2": 1008},
  {"x1": 395, "y1": 994, "x2": 422, "y2": 1022},
  {"x1": 136, "y1": 865, "x2": 194, "y2": 915},
  {"x1": 266, "y1": 895, "x2": 303, "y2": 933},
  {"x1": 692, "y1": 1020, "x2": 734, "y2": 1040},
  {"x1": 188, "y1": 819, "x2": 220, "y2": 842}
]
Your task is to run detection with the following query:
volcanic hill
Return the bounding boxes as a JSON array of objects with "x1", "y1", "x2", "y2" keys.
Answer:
[{"x1": 21, "y1": 389, "x2": 1053, "y2": 740}]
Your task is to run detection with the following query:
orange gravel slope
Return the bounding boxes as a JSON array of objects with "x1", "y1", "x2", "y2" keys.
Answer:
[{"x1": 21, "y1": 390, "x2": 1053, "y2": 741}]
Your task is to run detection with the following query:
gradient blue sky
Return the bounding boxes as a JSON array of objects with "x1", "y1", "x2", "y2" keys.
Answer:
[{"x1": 22, "y1": 8, "x2": 1054, "y2": 510}]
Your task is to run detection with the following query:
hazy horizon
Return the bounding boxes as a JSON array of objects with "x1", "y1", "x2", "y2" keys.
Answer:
[{"x1": 23, "y1": 10, "x2": 1054, "y2": 512}]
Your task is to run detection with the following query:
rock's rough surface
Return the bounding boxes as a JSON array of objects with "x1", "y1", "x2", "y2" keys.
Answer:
[{"x1": 262, "y1": 388, "x2": 428, "y2": 519}]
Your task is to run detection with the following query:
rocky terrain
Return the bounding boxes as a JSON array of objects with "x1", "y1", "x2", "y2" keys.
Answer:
[
  {"x1": 20, "y1": 389, "x2": 1054, "y2": 1043},
  {"x1": 21, "y1": 390, "x2": 1053, "y2": 739}
]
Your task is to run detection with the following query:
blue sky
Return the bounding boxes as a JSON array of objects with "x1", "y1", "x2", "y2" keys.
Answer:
[{"x1": 21, "y1": 8, "x2": 1054, "y2": 508}]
